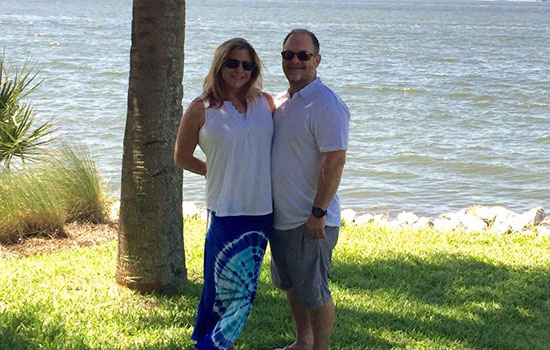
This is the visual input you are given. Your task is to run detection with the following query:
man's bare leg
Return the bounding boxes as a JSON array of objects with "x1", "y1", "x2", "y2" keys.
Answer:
[
  {"x1": 311, "y1": 298, "x2": 335, "y2": 350},
  {"x1": 283, "y1": 291, "x2": 314, "y2": 350}
]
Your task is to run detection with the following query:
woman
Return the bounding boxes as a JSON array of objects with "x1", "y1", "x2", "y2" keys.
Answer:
[{"x1": 174, "y1": 38, "x2": 274, "y2": 350}]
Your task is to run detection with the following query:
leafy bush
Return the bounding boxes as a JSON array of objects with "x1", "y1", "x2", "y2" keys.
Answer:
[
  {"x1": 45, "y1": 144, "x2": 108, "y2": 223},
  {"x1": 0, "y1": 169, "x2": 67, "y2": 243},
  {"x1": 0, "y1": 145, "x2": 109, "y2": 243}
]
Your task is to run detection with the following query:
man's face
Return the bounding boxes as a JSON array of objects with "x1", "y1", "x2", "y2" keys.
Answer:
[{"x1": 282, "y1": 33, "x2": 321, "y2": 87}]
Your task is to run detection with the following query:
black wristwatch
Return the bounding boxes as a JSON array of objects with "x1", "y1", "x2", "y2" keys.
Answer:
[{"x1": 311, "y1": 206, "x2": 327, "y2": 218}]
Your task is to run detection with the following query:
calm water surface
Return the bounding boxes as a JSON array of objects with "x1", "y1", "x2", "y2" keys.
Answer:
[{"x1": 1, "y1": 0, "x2": 549, "y2": 216}]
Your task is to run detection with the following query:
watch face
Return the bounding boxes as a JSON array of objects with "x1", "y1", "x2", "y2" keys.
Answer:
[{"x1": 312, "y1": 207, "x2": 326, "y2": 218}]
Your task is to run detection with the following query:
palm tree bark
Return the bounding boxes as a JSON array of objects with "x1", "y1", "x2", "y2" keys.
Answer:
[{"x1": 116, "y1": 0, "x2": 186, "y2": 293}]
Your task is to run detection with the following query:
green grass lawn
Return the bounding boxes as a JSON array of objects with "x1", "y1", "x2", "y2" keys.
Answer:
[{"x1": 1, "y1": 219, "x2": 550, "y2": 350}]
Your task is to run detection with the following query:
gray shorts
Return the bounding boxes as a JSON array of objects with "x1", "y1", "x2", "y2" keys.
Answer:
[{"x1": 269, "y1": 223, "x2": 339, "y2": 309}]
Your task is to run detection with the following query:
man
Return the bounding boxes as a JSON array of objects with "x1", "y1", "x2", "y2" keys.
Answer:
[{"x1": 270, "y1": 29, "x2": 350, "y2": 350}]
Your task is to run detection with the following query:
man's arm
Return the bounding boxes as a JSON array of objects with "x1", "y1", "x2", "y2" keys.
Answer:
[{"x1": 307, "y1": 150, "x2": 346, "y2": 239}]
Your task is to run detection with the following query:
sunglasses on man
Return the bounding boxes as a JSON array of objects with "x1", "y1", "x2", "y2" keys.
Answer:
[
  {"x1": 281, "y1": 50, "x2": 315, "y2": 61},
  {"x1": 223, "y1": 58, "x2": 256, "y2": 71}
]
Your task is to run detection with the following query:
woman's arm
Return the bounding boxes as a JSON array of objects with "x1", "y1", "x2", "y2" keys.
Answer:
[{"x1": 174, "y1": 98, "x2": 207, "y2": 176}]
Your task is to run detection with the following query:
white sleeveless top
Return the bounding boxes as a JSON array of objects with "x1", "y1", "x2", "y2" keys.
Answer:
[{"x1": 198, "y1": 93, "x2": 273, "y2": 217}]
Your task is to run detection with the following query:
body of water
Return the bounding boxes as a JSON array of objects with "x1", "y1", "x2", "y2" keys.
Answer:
[{"x1": 1, "y1": 0, "x2": 549, "y2": 216}]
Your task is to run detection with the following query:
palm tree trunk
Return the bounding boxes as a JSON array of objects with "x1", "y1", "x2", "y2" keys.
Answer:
[{"x1": 116, "y1": 0, "x2": 186, "y2": 293}]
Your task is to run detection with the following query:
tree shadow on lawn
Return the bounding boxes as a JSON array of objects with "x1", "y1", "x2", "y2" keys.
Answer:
[
  {"x1": 331, "y1": 252, "x2": 550, "y2": 349},
  {"x1": 4, "y1": 255, "x2": 548, "y2": 350},
  {"x1": 146, "y1": 253, "x2": 550, "y2": 349},
  {"x1": 127, "y1": 279, "x2": 205, "y2": 350},
  {"x1": 239, "y1": 280, "x2": 395, "y2": 350},
  {"x1": 0, "y1": 280, "x2": 204, "y2": 350},
  {"x1": 0, "y1": 307, "x2": 92, "y2": 350}
]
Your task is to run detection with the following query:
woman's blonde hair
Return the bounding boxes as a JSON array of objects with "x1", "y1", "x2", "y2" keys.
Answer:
[{"x1": 203, "y1": 38, "x2": 263, "y2": 108}]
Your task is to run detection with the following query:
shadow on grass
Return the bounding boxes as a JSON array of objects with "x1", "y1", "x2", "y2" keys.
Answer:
[
  {"x1": 330, "y1": 252, "x2": 550, "y2": 349},
  {"x1": 159, "y1": 253, "x2": 550, "y2": 349},
  {"x1": 0, "y1": 306, "x2": 91, "y2": 350},
  {"x1": 239, "y1": 274, "x2": 395, "y2": 349},
  {"x1": 0, "y1": 280, "x2": 204, "y2": 350},
  {"x1": 5, "y1": 254, "x2": 548, "y2": 349},
  {"x1": 127, "y1": 279, "x2": 205, "y2": 350}
]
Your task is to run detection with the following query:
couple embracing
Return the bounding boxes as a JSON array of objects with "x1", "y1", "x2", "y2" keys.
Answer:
[{"x1": 174, "y1": 29, "x2": 350, "y2": 350}]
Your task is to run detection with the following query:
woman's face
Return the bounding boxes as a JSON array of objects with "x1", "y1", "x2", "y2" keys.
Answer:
[{"x1": 221, "y1": 48, "x2": 253, "y2": 94}]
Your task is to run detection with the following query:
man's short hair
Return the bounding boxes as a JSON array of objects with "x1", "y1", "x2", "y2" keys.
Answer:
[{"x1": 283, "y1": 29, "x2": 320, "y2": 55}]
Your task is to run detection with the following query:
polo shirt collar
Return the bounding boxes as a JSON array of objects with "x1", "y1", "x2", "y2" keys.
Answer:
[{"x1": 294, "y1": 78, "x2": 322, "y2": 100}]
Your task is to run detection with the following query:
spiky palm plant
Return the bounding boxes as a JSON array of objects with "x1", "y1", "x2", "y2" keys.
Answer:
[{"x1": 0, "y1": 53, "x2": 55, "y2": 170}]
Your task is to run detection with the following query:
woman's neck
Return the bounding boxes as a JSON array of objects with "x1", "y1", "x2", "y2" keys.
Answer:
[{"x1": 226, "y1": 91, "x2": 247, "y2": 113}]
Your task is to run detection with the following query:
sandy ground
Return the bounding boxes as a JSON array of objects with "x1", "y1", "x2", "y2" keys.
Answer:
[{"x1": 0, "y1": 221, "x2": 118, "y2": 258}]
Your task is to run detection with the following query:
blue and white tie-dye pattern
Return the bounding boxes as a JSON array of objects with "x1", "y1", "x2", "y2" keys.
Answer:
[{"x1": 192, "y1": 212, "x2": 272, "y2": 350}]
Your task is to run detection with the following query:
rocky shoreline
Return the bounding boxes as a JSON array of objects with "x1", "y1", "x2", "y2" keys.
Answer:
[
  {"x1": 341, "y1": 206, "x2": 550, "y2": 236},
  {"x1": 177, "y1": 202, "x2": 550, "y2": 236}
]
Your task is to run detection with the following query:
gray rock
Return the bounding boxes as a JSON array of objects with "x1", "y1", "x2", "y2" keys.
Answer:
[
  {"x1": 373, "y1": 213, "x2": 389, "y2": 225},
  {"x1": 109, "y1": 200, "x2": 121, "y2": 222},
  {"x1": 492, "y1": 207, "x2": 518, "y2": 225},
  {"x1": 355, "y1": 213, "x2": 374, "y2": 225},
  {"x1": 341, "y1": 209, "x2": 357, "y2": 224},
  {"x1": 440, "y1": 212, "x2": 458, "y2": 221},
  {"x1": 491, "y1": 220, "x2": 513, "y2": 234},
  {"x1": 474, "y1": 206, "x2": 516, "y2": 224},
  {"x1": 182, "y1": 201, "x2": 200, "y2": 218},
  {"x1": 386, "y1": 220, "x2": 401, "y2": 229},
  {"x1": 413, "y1": 217, "x2": 433, "y2": 230},
  {"x1": 530, "y1": 207, "x2": 545, "y2": 225},
  {"x1": 510, "y1": 207, "x2": 544, "y2": 232},
  {"x1": 397, "y1": 212, "x2": 419, "y2": 226},
  {"x1": 433, "y1": 218, "x2": 458, "y2": 232},
  {"x1": 458, "y1": 213, "x2": 487, "y2": 233},
  {"x1": 537, "y1": 225, "x2": 550, "y2": 236}
]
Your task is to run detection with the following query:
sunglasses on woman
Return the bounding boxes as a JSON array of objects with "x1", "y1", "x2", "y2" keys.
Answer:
[
  {"x1": 281, "y1": 50, "x2": 315, "y2": 61},
  {"x1": 224, "y1": 58, "x2": 255, "y2": 71}
]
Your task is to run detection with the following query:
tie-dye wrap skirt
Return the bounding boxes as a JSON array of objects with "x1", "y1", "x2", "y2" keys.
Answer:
[{"x1": 191, "y1": 211, "x2": 272, "y2": 350}]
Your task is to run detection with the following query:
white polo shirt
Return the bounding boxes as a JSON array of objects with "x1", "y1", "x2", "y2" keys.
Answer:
[{"x1": 271, "y1": 78, "x2": 350, "y2": 230}]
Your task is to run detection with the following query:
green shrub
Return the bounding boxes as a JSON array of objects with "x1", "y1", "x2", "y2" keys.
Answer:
[
  {"x1": 45, "y1": 144, "x2": 108, "y2": 223},
  {"x1": 0, "y1": 168, "x2": 67, "y2": 243},
  {"x1": 0, "y1": 145, "x2": 108, "y2": 243}
]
